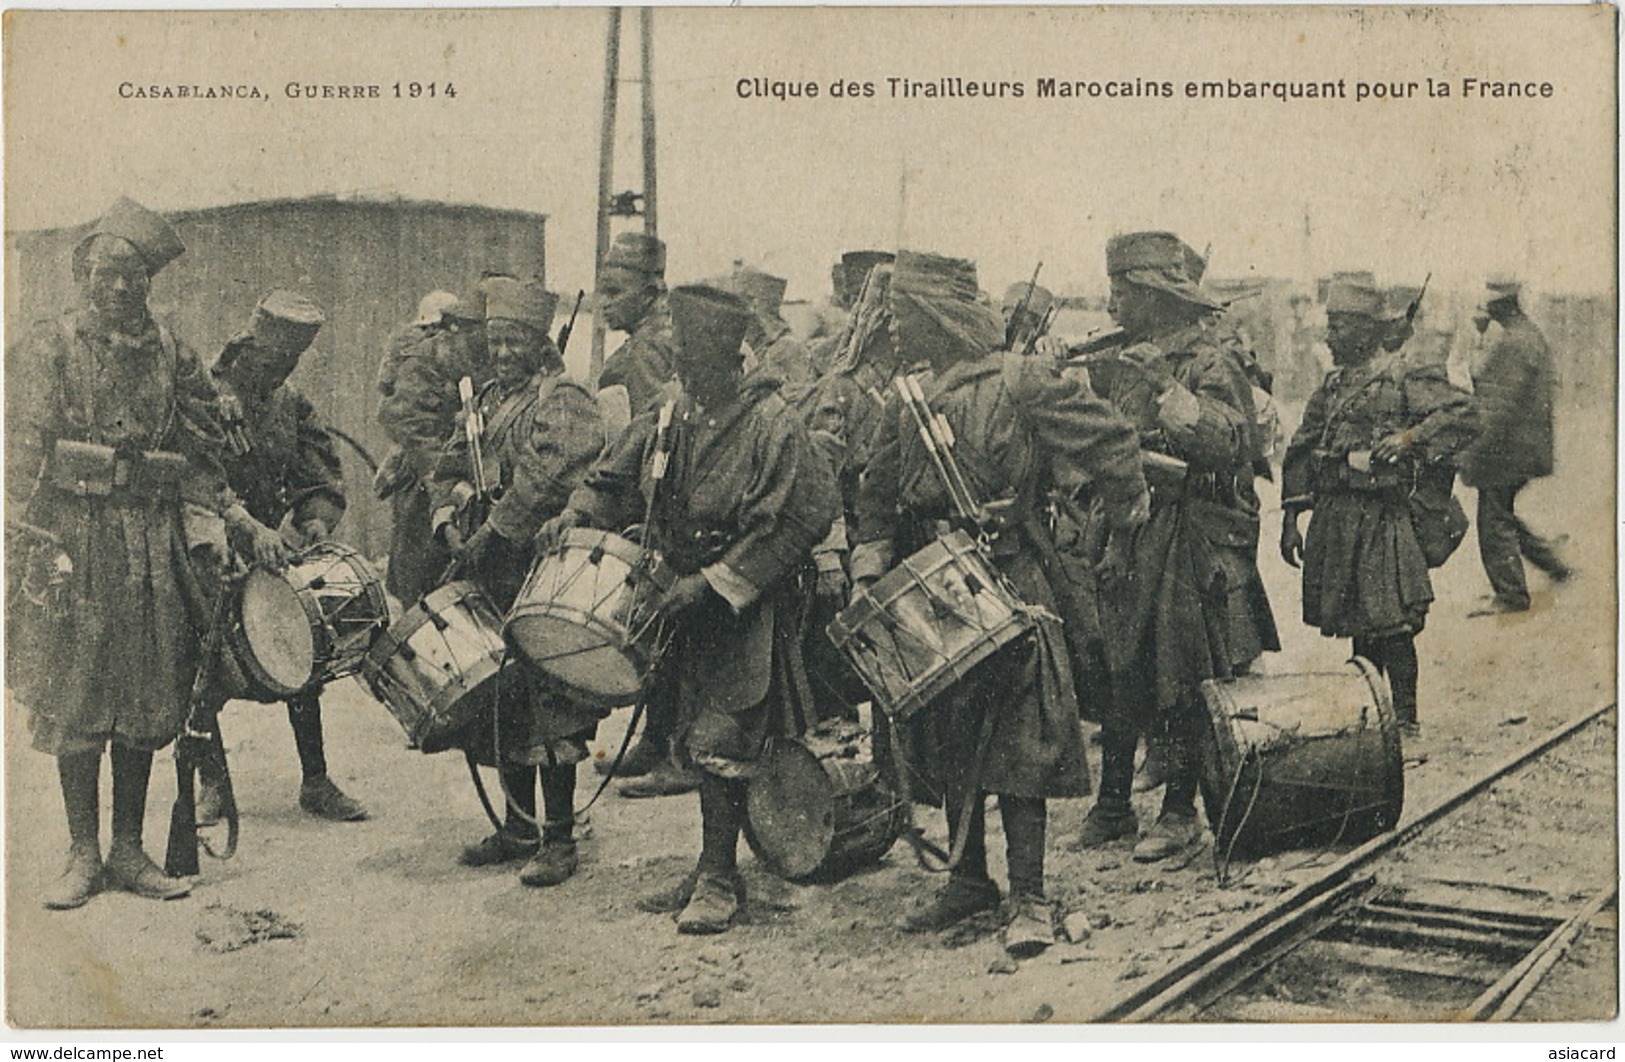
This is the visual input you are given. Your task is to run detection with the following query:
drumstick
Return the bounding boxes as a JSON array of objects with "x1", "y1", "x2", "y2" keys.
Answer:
[
  {"x1": 905, "y1": 375, "x2": 981, "y2": 521},
  {"x1": 894, "y1": 376, "x2": 976, "y2": 524}
]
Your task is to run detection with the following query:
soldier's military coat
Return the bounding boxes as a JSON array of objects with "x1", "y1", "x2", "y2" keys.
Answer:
[
  {"x1": 1087, "y1": 320, "x2": 1279, "y2": 722},
  {"x1": 853, "y1": 351, "x2": 1146, "y2": 800},
  {"x1": 599, "y1": 294, "x2": 678, "y2": 417},
  {"x1": 570, "y1": 368, "x2": 838, "y2": 767},
  {"x1": 432, "y1": 367, "x2": 610, "y2": 762},
  {"x1": 1282, "y1": 351, "x2": 1478, "y2": 639},
  {"x1": 6, "y1": 310, "x2": 228, "y2": 755},
  {"x1": 212, "y1": 361, "x2": 346, "y2": 535},
  {"x1": 375, "y1": 324, "x2": 487, "y2": 601}
]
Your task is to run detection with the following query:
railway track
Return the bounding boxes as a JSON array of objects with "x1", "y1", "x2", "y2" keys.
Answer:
[{"x1": 1089, "y1": 701, "x2": 1617, "y2": 1023}]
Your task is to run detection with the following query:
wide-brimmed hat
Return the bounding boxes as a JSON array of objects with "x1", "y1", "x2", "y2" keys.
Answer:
[
  {"x1": 669, "y1": 284, "x2": 751, "y2": 365},
  {"x1": 1105, "y1": 231, "x2": 1223, "y2": 311},
  {"x1": 76, "y1": 196, "x2": 185, "y2": 277},
  {"x1": 249, "y1": 290, "x2": 326, "y2": 357},
  {"x1": 484, "y1": 277, "x2": 558, "y2": 334}
]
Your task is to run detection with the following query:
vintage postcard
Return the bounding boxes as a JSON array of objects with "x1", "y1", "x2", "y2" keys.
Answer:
[{"x1": 3, "y1": 6, "x2": 1616, "y2": 1032}]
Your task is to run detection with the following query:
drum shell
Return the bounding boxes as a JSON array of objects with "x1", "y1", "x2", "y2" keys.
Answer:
[
  {"x1": 744, "y1": 721, "x2": 907, "y2": 881},
  {"x1": 1198, "y1": 658, "x2": 1404, "y2": 859},
  {"x1": 362, "y1": 580, "x2": 507, "y2": 753},
  {"x1": 828, "y1": 531, "x2": 1030, "y2": 720},
  {"x1": 225, "y1": 542, "x2": 389, "y2": 700},
  {"x1": 503, "y1": 528, "x2": 673, "y2": 708}
]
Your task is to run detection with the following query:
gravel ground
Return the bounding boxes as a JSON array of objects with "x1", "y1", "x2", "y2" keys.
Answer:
[{"x1": 6, "y1": 404, "x2": 1614, "y2": 1029}]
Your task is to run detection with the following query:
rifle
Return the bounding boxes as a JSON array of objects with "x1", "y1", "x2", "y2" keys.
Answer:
[
  {"x1": 1005, "y1": 262, "x2": 1044, "y2": 351},
  {"x1": 556, "y1": 290, "x2": 585, "y2": 358},
  {"x1": 165, "y1": 575, "x2": 240, "y2": 877},
  {"x1": 1406, "y1": 272, "x2": 1433, "y2": 323},
  {"x1": 1021, "y1": 304, "x2": 1059, "y2": 358}
]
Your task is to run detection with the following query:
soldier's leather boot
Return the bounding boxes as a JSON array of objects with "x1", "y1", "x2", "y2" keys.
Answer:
[
  {"x1": 676, "y1": 871, "x2": 743, "y2": 935},
  {"x1": 638, "y1": 867, "x2": 748, "y2": 915},
  {"x1": 1073, "y1": 803, "x2": 1139, "y2": 849},
  {"x1": 1131, "y1": 810, "x2": 1203, "y2": 864},
  {"x1": 104, "y1": 842, "x2": 190, "y2": 901},
  {"x1": 518, "y1": 840, "x2": 578, "y2": 887},
  {"x1": 42, "y1": 844, "x2": 103, "y2": 911},
  {"x1": 300, "y1": 775, "x2": 368, "y2": 822},
  {"x1": 1002, "y1": 894, "x2": 1058, "y2": 959},
  {"x1": 899, "y1": 876, "x2": 1002, "y2": 933},
  {"x1": 618, "y1": 761, "x2": 701, "y2": 799}
]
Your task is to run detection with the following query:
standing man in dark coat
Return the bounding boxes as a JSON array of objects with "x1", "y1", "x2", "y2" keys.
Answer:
[
  {"x1": 595, "y1": 232, "x2": 678, "y2": 419},
  {"x1": 853, "y1": 251, "x2": 1148, "y2": 956},
  {"x1": 1073, "y1": 231, "x2": 1278, "y2": 865},
  {"x1": 375, "y1": 281, "x2": 496, "y2": 604},
  {"x1": 6, "y1": 197, "x2": 233, "y2": 909},
  {"x1": 1461, "y1": 277, "x2": 1570, "y2": 615},
  {"x1": 197, "y1": 290, "x2": 367, "y2": 823},
  {"x1": 431, "y1": 278, "x2": 609, "y2": 887},
  {"x1": 733, "y1": 266, "x2": 815, "y2": 387},
  {"x1": 549, "y1": 284, "x2": 838, "y2": 934},
  {"x1": 1281, "y1": 276, "x2": 1478, "y2": 735}
]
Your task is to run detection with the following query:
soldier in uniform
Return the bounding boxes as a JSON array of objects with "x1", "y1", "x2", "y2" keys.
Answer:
[
  {"x1": 1461, "y1": 277, "x2": 1571, "y2": 615},
  {"x1": 1073, "y1": 231, "x2": 1277, "y2": 865},
  {"x1": 596, "y1": 232, "x2": 678, "y2": 419},
  {"x1": 1281, "y1": 275, "x2": 1478, "y2": 735},
  {"x1": 6, "y1": 197, "x2": 233, "y2": 908},
  {"x1": 1000, "y1": 280, "x2": 1055, "y2": 354},
  {"x1": 547, "y1": 284, "x2": 838, "y2": 933},
  {"x1": 732, "y1": 266, "x2": 815, "y2": 387},
  {"x1": 430, "y1": 277, "x2": 609, "y2": 886},
  {"x1": 807, "y1": 250, "x2": 896, "y2": 379},
  {"x1": 196, "y1": 290, "x2": 367, "y2": 823},
  {"x1": 853, "y1": 250, "x2": 1148, "y2": 957},
  {"x1": 375, "y1": 279, "x2": 498, "y2": 604}
]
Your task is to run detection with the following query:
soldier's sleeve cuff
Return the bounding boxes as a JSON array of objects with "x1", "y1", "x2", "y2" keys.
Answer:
[
  {"x1": 849, "y1": 541, "x2": 894, "y2": 583},
  {"x1": 430, "y1": 505, "x2": 458, "y2": 534},
  {"x1": 1281, "y1": 494, "x2": 1314, "y2": 513},
  {"x1": 702, "y1": 563, "x2": 760, "y2": 613}
]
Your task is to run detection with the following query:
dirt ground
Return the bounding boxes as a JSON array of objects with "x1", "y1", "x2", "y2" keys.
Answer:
[{"x1": 5, "y1": 403, "x2": 1616, "y2": 1029}]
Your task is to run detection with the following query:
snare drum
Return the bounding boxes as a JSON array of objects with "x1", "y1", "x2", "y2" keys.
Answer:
[
  {"x1": 744, "y1": 719, "x2": 906, "y2": 881},
  {"x1": 227, "y1": 542, "x2": 389, "y2": 700},
  {"x1": 503, "y1": 528, "x2": 674, "y2": 707},
  {"x1": 827, "y1": 531, "x2": 1032, "y2": 720},
  {"x1": 362, "y1": 580, "x2": 508, "y2": 753},
  {"x1": 1198, "y1": 658, "x2": 1404, "y2": 859}
]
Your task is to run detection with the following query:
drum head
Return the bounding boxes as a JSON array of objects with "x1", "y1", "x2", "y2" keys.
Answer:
[
  {"x1": 238, "y1": 568, "x2": 317, "y2": 695},
  {"x1": 507, "y1": 613, "x2": 642, "y2": 703},
  {"x1": 745, "y1": 740, "x2": 836, "y2": 880}
]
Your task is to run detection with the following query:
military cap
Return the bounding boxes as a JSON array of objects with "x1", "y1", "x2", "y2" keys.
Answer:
[
  {"x1": 1317, "y1": 270, "x2": 1377, "y2": 305},
  {"x1": 841, "y1": 250, "x2": 895, "y2": 282},
  {"x1": 78, "y1": 196, "x2": 185, "y2": 277},
  {"x1": 732, "y1": 266, "x2": 789, "y2": 314},
  {"x1": 414, "y1": 290, "x2": 460, "y2": 327},
  {"x1": 1324, "y1": 275, "x2": 1386, "y2": 319},
  {"x1": 483, "y1": 276, "x2": 558, "y2": 334},
  {"x1": 1182, "y1": 242, "x2": 1208, "y2": 284},
  {"x1": 669, "y1": 284, "x2": 751, "y2": 366},
  {"x1": 603, "y1": 232, "x2": 667, "y2": 278},
  {"x1": 1002, "y1": 281, "x2": 1055, "y2": 319},
  {"x1": 249, "y1": 290, "x2": 326, "y2": 357},
  {"x1": 1485, "y1": 274, "x2": 1523, "y2": 302}
]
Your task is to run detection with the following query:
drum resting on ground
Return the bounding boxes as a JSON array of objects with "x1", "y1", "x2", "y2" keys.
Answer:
[
  {"x1": 1198, "y1": 657, "x2": 1404, "y2": 860},
  {"x1": 744, "y1": 719, "x2": 908, "y2": 881}
]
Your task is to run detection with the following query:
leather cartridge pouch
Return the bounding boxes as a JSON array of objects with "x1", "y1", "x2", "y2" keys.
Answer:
[{"x1": 48, "y1": 440, "x2": 116, "y2": 496}]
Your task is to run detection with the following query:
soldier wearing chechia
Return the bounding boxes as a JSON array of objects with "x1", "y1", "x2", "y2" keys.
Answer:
[
  {"x1": 547, "y1": 283, "x2": 838, "y2": 934},
  {"x1": 732, "y1": 265, "x2": 816, "y2": 387},
  {"x1": 595, "y1": 232, "x2": 679, "y2": 419},
  {"x1": 1280, "y1": 275, "x2": 1479, "y2": 737},
  {"x1": 196, "y1": 290, "x2": 368, "y2": 825}
]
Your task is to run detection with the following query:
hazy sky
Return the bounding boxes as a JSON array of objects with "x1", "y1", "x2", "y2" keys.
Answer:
[{"x1": 5, "y1": 6, "x2": 1615, "y2": 302}]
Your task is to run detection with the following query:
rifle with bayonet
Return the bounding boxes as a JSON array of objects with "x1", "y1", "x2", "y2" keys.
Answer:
[
  {"x1": 1005, "y1": 262, "x2": 1044, "y2": 352},
  {"x1": 165, "y1": 574, "x2": 241, "y2": 878},
  {"x1": 556, "y1": 290, "x2": 585, "y2": 358}
]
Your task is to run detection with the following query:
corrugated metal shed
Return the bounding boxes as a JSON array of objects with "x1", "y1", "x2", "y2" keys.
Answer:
[{"x1": 6, "y1": 195, "x2": 547, "y2": 559}]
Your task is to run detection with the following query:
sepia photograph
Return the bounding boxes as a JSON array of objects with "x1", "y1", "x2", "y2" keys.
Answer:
[{"x1": 2, "y1": 4, "x2": 1617, "y2": 1032}]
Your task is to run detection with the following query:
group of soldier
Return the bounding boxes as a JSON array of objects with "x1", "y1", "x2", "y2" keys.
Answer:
[{"x1": 7, "y1": 196, "x2": 1570, "y2": 960}]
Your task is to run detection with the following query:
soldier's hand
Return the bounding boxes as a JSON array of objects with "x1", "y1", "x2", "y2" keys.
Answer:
[
  {"x1": 296, "y1": 517, "x2": 330, "y2": 548},
  {"x1": 1035, "y1": 336, "x2": 1070, "y2": 361},
  {"x1": 1095, "y1": 530, "x2": 1134, "y2": 585},
  {"x1": 534, "y1": 508, "x2": 585, "y2": 554},
  {"x1": 1279, "y1": 514, "x2": 1304, "y2": 569},
  {"x1": 1371, "y1": 431, "x2": 1412, "y2": 464},
  {"x1": 439, "y1": 522, "x2": 466, "y2": 554},
  {"x1": 246, "y1": 519, "x2": 289, "y2": 573},
  {"x1": 655, "y1": 572, "x2": 714, "y2": 619}
]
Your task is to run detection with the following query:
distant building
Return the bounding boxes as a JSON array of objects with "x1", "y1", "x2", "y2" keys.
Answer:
[{"x1": 6, "y1": 195, "x2": 548, "y2": 559}]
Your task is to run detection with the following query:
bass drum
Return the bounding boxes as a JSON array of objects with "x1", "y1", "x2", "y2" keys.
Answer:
[
  {"x1": 1197, "y1": 658, "x2": 1404, "y2": 859},
  {"x1": 744, "y1": 720, "x2": 907, "y2": 882}
]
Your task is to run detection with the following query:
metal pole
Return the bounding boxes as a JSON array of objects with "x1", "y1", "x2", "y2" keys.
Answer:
[
  {"x1": 590, "y1": 7, "x2": 622, "y2": 389},
  {"x1": 639, "y1": 7, "x2": 658, "y2": 237}
]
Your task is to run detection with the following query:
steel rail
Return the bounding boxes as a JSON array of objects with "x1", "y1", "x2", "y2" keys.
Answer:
[{"x1": 1089, "y1": 700, "x2": 1616, "y2": 1023}]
